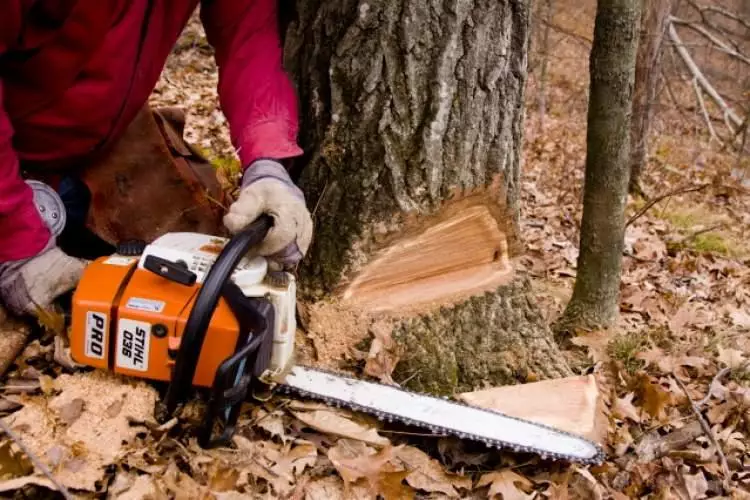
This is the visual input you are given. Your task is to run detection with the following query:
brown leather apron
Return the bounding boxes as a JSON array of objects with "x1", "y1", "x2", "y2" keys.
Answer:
[
  {"x1": 23, "y1": 105, "x2": 231, "y2": 247},
  {"x1": 78, "y1": 105, "x2": 230, "y2": 245}
]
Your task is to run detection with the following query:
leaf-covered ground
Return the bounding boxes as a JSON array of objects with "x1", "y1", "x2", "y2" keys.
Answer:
[{"x1": 1, "y1": 3, "x2": 749, "y2": 499}]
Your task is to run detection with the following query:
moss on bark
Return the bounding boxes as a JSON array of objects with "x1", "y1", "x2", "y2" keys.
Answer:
[{"x1": 392, "y1": 277, "x2": 573, "y2": 395}]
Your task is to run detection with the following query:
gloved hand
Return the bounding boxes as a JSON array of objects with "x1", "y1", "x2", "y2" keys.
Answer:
[
  {"x1": 0, "y1": 237, "x2": 86, "y2": 317},
  {"x1": 223, "y1": 159, "x2": 313, "y2": 270}
]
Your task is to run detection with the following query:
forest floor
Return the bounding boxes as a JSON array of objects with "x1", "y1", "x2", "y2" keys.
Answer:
[{"x1": 1, "y1": 4, "x2": 749, "y2": 500}]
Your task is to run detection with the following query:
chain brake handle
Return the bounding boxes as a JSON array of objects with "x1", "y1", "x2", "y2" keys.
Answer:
[{"x1": 162, "y1": 213, "x2": 275, "y2": 448}]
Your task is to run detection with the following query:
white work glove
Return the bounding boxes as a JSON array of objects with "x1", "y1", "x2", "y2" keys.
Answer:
[
  {"x1": 223, "y1": 159, "x2": 313, "y2": 270},
  {"x1": 0, "y1": 237, "x2": 86, "y2": 317}
]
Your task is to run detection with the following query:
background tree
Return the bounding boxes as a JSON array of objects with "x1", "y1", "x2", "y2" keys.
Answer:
[
  {"x1": 280, "y1": 0, "x2": 576, "y2": 394},
  {"x1": 555, "y1": 0, "x2": 641, "y2": 334},
  {"x1": 629, "y1": 0, "x2": 673, "y2": 197}
]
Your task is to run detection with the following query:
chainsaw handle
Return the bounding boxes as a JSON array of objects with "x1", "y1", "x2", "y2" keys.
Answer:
[{"x1": 163, "y1": 214, "x2": 274, "y2": 414}]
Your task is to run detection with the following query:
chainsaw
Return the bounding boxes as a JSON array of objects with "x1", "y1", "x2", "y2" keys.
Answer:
[{"x1": 67, "y1": 214, "x2": 605, "y2": 465}]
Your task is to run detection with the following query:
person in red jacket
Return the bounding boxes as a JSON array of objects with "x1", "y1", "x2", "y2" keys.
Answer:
[{"x1": 0, "y1": 1, "x2": 312, "y2": 320}]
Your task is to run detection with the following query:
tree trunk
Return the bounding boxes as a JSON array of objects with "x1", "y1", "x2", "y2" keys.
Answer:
[
  {"x1": 555, "y1": 0, "x2": 640, "y2": 334},
  {"x1": 283, "y1": 0, "x2": 573, "y2": 395},
  {"x1": 629, "y1": 0, "x2": 672, "y2": 196}
]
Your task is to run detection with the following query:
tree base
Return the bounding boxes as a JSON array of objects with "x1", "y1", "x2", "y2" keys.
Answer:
[
  {"x1": 298, "y1": 276, "x2": 573, "y2": 396},
  {"x1": 391, "y1": 276, "x2": 573, "y2": 395},
  {"x1": 552, "y1": 295, "x2": 617, "y2": 340}
]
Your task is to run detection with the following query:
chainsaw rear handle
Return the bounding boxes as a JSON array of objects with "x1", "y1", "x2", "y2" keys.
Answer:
[{"x1": 163, "y1": 213, "x2": 274, "y2": 415}]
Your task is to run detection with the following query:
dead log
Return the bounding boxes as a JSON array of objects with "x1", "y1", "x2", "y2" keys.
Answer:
[{"x1": 284, "y1": 0, "x2": 574, "y2": 395}]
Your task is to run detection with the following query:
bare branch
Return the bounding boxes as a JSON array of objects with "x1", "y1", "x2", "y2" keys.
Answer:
[
  {"x1": 669, "y1": 16, "x2": 750, "y2": 66},
  {"x1": 0, "y1": 418, "x2": 74, "y2": 500},
  {"x1": 667, "y1": 20, "x2": 743, "y2": 130},
  {"x1": 535, "y1": 17, "x2": 592, "y2": 46},
  {"x1": 626, "y1": 183, "x2": 709, "y2": 227},
  {"x1": 692, "y1": 77, "x2": 720, "y2": 143},
  {"x1": 696, "y1": 367, "x2": 731, "y2": 408},
  {"x1": 684, "y1": 0, "x2": 750, "y2": 40},
  {"x1": 672, "y1": 374, "x2": 732, "y2": 491},
  {"x1": 701, "y1": 4, "x2": 750, "y2": 33}
]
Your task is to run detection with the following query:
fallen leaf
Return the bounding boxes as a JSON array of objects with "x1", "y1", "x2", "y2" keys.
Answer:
[
  {"x1": 631, "y1": 229, "x2": 667, "y2": 260},
  {"x1": 613, "y1": 422, "x2": 634, "y2": 457},
  {"x1": 33, "y1": 305, "x2": 65, "y2": 335},
  {"x1": 38, "y1": 375, "x2": 55, "y2": 395},
  {"x1": 292, "y1": 406, "x2": 389, "y2": 446},
  {"x1": 636, "y1": 349, "x2": 709, "y2": 378},
  {"x1": 635, "y1": 374, "x2": 672, "y2": 422},
  {"x1": 161, "y1": 462, "x2": 208, "y2": 499},
  {"x1": 271, "y1": 442, "x2": 318, "y2": 479},
  {"x1": 212, "y1": 492, "x2": 254, "y2": 500},
  {"x1": 0, "y1": 396, "x2": 22, "y2": 412},
  {"x1": 437, "y1": 439, "x2": 492, "y2": 467},
  {"x1": 571, "y1": 465, "x2": 607, "y2": 499},
  {"x1": 57, "y1": 398, "x2": 85, "y2": 426},
  {"x1": 327, "y1": 439, "x2": 389, "y2": 485},
  {"x1": 364, "y1": 321, "x2": 401, "y2": 384},
  {"x1": 541, "y1": 469, "x2": 571, "y2": 499},
  {"x1": 570, "y1": 330, "x2": 614, "y2": 363},
  {"x1": 105, "y1": 398, "x2": 124, "y2": 418},
  {"x1": 304, "y1": 475, "x2": 372, "y2": 500},
  {"x1": 253, "y1": 407, "x2": 290, "y2": 443},
  {"x1": 476, "y1": 469, "x2": 534, "y2": 500},
  {"x1": 46, "y1": 445, "x2": 66, "y2": 468},
  {"x1": 53, "y1": 336, "x2": 83, "y2": 371},
  {"x1": 682, "y1": 470, "x2": 709, "y2": 499},
  {"x1": 111, "y1": 472, "x2": 163, "y2": 500},
  {"x1": 394, "y1": 445, "x2": 471, "y2": 497},
  {"x1": 207, "y1": 462, "x2": 240, "y2": 492},
  {"x1": 0, "y1": 475, "x2": 60, "y2": 494},
  {"x1": 327, "y1": 439, "x2": 412, "y2": 499},
  {"x1": 0, "y1": 440, "x2": 32, "y2": 477},
  {"x1": 706, "y1": 400, "x2": 736, "y2": 425},
  {"x1": 668, "y1": 301, "x2": 707, "y2": 336},
  {"x1": 728, "y1": 308, "x2": 750, "y2": 329},
  {"x1": 613, "y1": 392, "x2": 642, "y2": 423},
  {"x1": 717, "y1": 346, "x2": 747, "y2": 370}
]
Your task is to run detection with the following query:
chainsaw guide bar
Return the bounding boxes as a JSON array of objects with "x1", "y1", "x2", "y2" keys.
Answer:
[{"x1": 276, "y1": 365, "x2": 606, "y2": 465}]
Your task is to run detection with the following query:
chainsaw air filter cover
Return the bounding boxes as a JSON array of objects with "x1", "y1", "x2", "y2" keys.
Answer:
[{"x1": 69, "y1": 229, "x2": 297, "y2": 389}]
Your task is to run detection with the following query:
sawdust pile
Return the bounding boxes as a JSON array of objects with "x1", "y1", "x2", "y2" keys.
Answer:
[
  {"x1": 297, "y1": 299, "x2": 406, "y2": 386},
  {"x1": 0, "y1": 371, "x2": 158, "y2": 493}
]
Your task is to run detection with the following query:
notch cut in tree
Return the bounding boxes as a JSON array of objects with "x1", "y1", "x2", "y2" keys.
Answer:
[
  {"x1": 555, "y1": 0, "x2": 641, "y2": 334},
  {"x1": 282, "y1": 0, "x2": 576, "y2": 395}
]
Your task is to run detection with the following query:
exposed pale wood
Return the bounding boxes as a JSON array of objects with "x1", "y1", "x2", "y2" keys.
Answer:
[
  {"x1": 0, "y1": 308, "x2": 30, "y2": 378},
  {"x1": 457, "y1": 374, "x2": 607, "y2": 445},
  {"x1": 341, "y1": 205, "x2": 513, "y2": 313}
]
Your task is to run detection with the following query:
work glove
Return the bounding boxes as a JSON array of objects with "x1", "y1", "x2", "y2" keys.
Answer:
[
  {"x1": 223, "y1": 159, "x2": 313, "y2": 271},
  {"x1": 0, "y1": 237, "x2": 86, "y2": 318}
]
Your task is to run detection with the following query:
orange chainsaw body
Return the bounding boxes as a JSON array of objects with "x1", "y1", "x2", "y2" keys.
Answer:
[{"x1": 70, "y1": 255, "x2": 243, "y2": 388}]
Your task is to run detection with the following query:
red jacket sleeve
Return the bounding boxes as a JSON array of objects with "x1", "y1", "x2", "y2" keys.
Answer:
[
  {"x1": 0, "y1": 5, "x2": 51, "y2": 262},
  {"x1": 200, "y1": 0, "x2": 303, "y2": 170}
]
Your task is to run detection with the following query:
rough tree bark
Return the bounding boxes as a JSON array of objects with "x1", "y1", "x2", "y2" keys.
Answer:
[
  {"x1": 282, "y1": 0, "x2": 574, "y2": 395},
  {"x1": 629, "y1": 0, "x2": 672, "y2": 196},
  {"x1": 555, "y1": 0, "x2": 640, "y2": 334}
]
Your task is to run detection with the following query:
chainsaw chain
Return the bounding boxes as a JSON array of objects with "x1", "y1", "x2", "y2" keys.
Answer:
[{"x1": 274, "y1": 365, "x2": 607, "y2": 466}]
